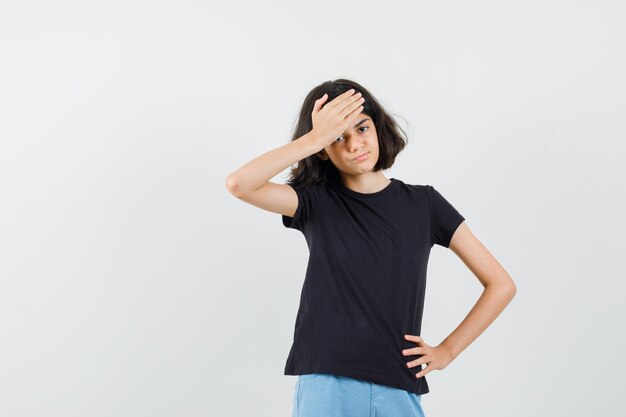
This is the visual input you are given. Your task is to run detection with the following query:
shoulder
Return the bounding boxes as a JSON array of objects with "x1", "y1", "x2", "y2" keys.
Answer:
[
  {"x1": 288, "y1": 180, "x2": 330, "y2": 198},
  {"x1": 401, "y1": 182, "x2": 445, "y2": 200},
  {"x1": 284, "y1": 180, "x2": 333, "y2": 213},
  {"x1": 393, "y1": 181, "x2": 458, "y2": 211},
  {"x1": 393, "y1": 178, "x2": 430, "y2": 196}
]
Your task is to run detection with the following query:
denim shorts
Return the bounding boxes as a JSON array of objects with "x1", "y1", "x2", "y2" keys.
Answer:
[{"x1": 291, "y1": 373, "x2": 426, "y2": 417}]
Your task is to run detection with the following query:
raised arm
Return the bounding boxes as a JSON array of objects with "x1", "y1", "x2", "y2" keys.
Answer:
[
  {"x1": 225, "y1": 88, "x2": 365, "y2": 217},
  {"x1": 225, "y1": 131, "x2": 321, "y2": 197},
  {"x1": 224, "y1": 131, "x2": 322, "y2": 217}
]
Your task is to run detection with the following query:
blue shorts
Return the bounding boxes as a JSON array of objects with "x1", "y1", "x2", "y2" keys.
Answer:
[{"x1": 291, "y1": 373, "x2": 426, "y2": 417}]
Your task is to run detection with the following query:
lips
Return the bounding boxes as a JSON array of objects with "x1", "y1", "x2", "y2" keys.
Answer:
[{"x1": 353, "y1": 151, "x2": 370, "y2": 161}]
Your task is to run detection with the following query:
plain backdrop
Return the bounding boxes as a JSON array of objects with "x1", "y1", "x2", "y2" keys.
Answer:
[{"x1": 1, "y1": 1, "x2": 625, "y2": 416}]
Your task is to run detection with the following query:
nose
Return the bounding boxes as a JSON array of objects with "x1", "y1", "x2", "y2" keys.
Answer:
[{"x1": 347, "y1": 136, "x2": 365, "y2": 153}]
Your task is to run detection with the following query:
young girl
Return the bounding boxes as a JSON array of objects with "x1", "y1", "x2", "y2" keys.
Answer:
[{"x1": 226, "y1": 79, "x2": 516, "y2": 417}]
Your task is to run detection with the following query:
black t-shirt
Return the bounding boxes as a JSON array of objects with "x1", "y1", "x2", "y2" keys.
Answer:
[{"x1": 281, "y1": 177, "x2": 465, "y2": 395}]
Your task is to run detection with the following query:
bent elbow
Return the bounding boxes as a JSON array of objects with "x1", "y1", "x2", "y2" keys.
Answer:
[
  {"x1": 225, "y1": 174, "x2": 241, "y2": 196},
  {"x1": 507, "y1": 280, "x2": 517, "y2": 298}
]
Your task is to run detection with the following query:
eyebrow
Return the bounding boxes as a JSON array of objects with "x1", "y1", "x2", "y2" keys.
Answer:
[
  {"x1": 353, "y1": 117, "x2": 370, "y2": 129},
  {"x1": 339, "y1": 118, "x2": 371, "y2": 138}
]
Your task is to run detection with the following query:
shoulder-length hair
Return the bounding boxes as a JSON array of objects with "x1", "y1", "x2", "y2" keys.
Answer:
[{"x1": 285, "y1": 78, "x2": 408, "y2": 188}]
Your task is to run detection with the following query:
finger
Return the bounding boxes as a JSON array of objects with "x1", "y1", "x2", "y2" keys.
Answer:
[
  {"x1": 406, "y1": 357, "x2": 427, "y2": 368},
  {"x1": 329, "y1": 89, "x2": 359, "y2": 111},
  {"x1": 415, "y1": 364, "x2": 432, "y2": 379},
  {"x1": 336, "y1": 92, "x2": 363, "y2": 116},
  {"x1": 402, "y1": 347, "x2": 424, "y2": 356},
  {"x1": 312, "y1": 93, "x2": 328, "y2": 113},
  {"x1": 343, "y1": 96, "x2": 365, "y2": 118},
  {"x1": 342, "y1": 103, "x2": 364, "y2": 122},
  {"x1": 404, "y1": 334, "x2": 423, "y2": 343},
  {"x1": 406, "y1": 352, "x2": 430, "y2": 366}
]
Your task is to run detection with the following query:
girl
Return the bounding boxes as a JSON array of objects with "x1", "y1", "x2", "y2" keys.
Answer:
[{"x1": 226, "y1": 79, "x2": 516, "y2": 417}]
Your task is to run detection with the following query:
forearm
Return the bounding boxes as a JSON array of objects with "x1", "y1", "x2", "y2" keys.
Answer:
[
  {"x1": 438, "y1": 282, "x2": 516, "y2": 361},
  {"x1": 226, "y1": 131, "x2": 322, "y2": 196}
]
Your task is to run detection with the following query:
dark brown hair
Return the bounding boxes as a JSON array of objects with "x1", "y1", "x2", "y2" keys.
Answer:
[{"x1": 285, "y1": 78, "x2": 408, "y2": 188}]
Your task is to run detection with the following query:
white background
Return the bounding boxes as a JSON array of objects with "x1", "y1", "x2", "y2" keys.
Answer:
[{"x1": 1, "y1": 1, "x2": 624, "y2": 416}]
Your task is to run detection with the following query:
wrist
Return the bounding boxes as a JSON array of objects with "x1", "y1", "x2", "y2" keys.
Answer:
[
  {"x1": 302, "y1": 130, "x2": 326, "y2": 151},
  {"x1": 437, "y1": 341, "x2": 456, "y2": 363}
]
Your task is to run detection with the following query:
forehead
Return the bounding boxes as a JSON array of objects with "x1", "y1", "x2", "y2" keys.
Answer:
[
  {"x1": 352, "y1": 115, "x2": 372, "y2": 128},
  {"x1": 340, "y1": 115, "x2": 373, "y2": 136}
]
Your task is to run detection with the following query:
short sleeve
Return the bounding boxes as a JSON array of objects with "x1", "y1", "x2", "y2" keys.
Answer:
[
  {"x1": 427, "y1": 185, "x2": 465, "y2": 248},
  {"x1": 281, "y1": 182, "x2": 322, "y2": 233}
]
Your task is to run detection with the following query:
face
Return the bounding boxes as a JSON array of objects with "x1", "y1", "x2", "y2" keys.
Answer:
[{"x1": 316, "y1": 113, "x2": 379, "y2": 176}]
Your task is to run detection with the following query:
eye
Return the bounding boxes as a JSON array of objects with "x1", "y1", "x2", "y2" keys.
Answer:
[{"x1": 334, "y1": 126, "x2": 369, "y2": 143}]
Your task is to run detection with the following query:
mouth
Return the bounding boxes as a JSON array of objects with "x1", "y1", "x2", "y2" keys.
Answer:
[{"x1": 353, "y1": 151, "x2": 370, "y2": 161}]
